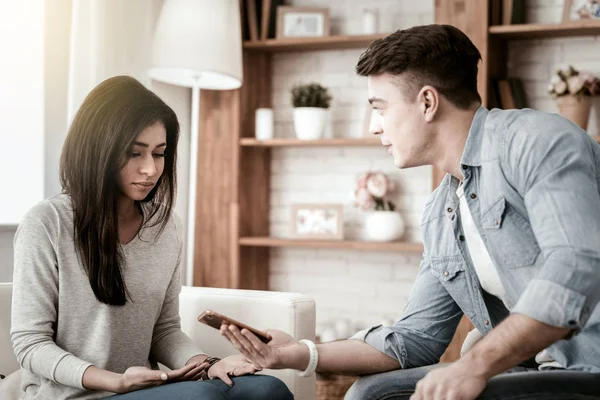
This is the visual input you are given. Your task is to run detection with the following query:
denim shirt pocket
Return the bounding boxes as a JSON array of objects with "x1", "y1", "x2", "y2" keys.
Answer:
[
  {"x1": 481, "y1": 196, "x2": 540, "y2": 268},
  {"x1": 429, "y1": 255, "x2": 466, "y2": 282}
]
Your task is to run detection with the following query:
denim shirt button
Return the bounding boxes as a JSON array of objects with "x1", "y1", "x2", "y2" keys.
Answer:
[
  {"x1": 459, "y1": 235, "x2": 465, "y2": 241},
  {"x1": 484, "y1": 320, "x2": 490, "y2": 326},
  {"x1": 470, "y1": 193, "x2": 477, "y2": 199},
  {"x1": 447, "y1": 207, "x2": 453, "y2": 213},
  {"x1": 443, "y1": 271, "x2": 449, "y2": 277}
]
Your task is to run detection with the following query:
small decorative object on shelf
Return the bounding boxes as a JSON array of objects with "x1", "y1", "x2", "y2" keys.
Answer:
[
  {"x1": 291, "y1": 82, "x2": 332, "y2": 140},
  {"x1": 290, "y1": 203, "x2": 344, "y2": 240},
  {"x1": 548, "y1": 65, "x2": 599, "y2": 131},
  {"x1": 354, "y1": 171, "x2": 405, "y2": 242},
  {"x1": 255, "y1": 108, "x2": 274, "y2": 140},
  {"x1": 276, "y1": 6, "x2": 330, "y2": 39},
  {"x1": 362, "y1": 9, "x2": 379, "y2": 34},
  {"x1": 563, "y1": 0, "x2": 600, "y2": 22}
]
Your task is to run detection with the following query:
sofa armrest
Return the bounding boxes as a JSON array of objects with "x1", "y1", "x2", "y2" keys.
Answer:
[{"x1": 178, "y1": 286, "x2": 316, "y2": 400}]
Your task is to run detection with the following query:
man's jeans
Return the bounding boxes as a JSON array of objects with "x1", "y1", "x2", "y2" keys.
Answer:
[
  {"x1": 105, "y1": 375, "x2": 293, "y2": 400},
  {"x1": 344, "y1": 365, "x2": 600, "y2": 400}
]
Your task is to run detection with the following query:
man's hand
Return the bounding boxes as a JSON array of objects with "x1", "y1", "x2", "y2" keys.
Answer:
[
  {"x1": 220, "y1": 324, "x2": 303, "y2": 369},
  {"x1": 410, "y1": 362, "x2": 487, "y2": 400},
  {"x1": 207, "y1": 354, "x2": 262, "y2": 387}
]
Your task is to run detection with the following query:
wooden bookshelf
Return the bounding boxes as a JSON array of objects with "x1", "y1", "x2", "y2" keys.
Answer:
[
  {"x1": 243, "y1": 33, "x2": 389, "y2": 52},
  {"x1": 240, "y1": 137, "x2": 381, "y2": 147},
  {"x1": 239, "y1": 237, "x2": 424, "y2": 252},
  {"x1": 489, "y1": 21, "x2": 600, "y2": 39}
]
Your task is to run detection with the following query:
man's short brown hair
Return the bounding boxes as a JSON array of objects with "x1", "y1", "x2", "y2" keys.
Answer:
[{"x1": 356, "y1": 24, "x2": 482, "y2": 109}]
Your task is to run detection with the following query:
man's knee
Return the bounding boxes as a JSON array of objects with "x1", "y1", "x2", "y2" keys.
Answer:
[
  {"x1": 344, "y1": 373, "x2": 412, "y2": 400},
  {"x1": 344, "y1": 366, "x2": 438, "y2": 400}
]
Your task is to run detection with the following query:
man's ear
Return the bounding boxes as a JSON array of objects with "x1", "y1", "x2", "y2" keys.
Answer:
[{"x1": 418, "y1": 85, "x2": 439, "y2": 122}]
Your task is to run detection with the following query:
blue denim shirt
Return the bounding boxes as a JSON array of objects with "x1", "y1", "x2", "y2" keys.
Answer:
[{"x1": 351, "y1": 107, "x2": 600, "y2": 372}]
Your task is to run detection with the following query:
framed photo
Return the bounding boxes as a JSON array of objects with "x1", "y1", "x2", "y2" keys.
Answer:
[
  {"x1": 290, "y1": 204, "x2": 344, "y2": 240},
  {"x1": 563, "y1": 0, "x2": 600, "y2": 21},
  {"x1": 276, "y1": 6, "x2": 330, "y2": 39}
]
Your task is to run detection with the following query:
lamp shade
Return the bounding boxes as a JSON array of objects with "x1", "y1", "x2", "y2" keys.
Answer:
[{"x1": 150, "y1": 0, "x2": 242, "y2": 89}]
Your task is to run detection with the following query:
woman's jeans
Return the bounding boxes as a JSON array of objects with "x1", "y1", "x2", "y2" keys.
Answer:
[
  {"x1": 344, "y1": 365, "x2": 600, "y2": 400},
  {"x1": 105, "y1": 375, "x2": 293, "y2": 400}
]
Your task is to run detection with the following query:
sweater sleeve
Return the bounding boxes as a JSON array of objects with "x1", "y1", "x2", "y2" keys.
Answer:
[
  {"x1": 11, "y1": 203, "x2": 93, "y2": 389},
  {"x1": 149, "y1": 215, "x2": 204, "y2": 368}
]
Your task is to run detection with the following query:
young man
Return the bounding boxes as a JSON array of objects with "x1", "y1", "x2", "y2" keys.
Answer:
[{"x1": 221, "y1": 24, "x2": 600, "y2": 399}]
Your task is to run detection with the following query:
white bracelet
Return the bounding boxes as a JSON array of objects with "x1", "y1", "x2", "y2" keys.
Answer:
[{"x1": 298, "y1": 339, "x2": 318, "y2": 377}]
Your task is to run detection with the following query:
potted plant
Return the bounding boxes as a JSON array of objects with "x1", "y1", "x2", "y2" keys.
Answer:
[
  {"x1": 548, "y1": 65, "x2": 600, "y2": 131},
  {"x1": 290, "y1": 83, "x2": 332, "y2": 140},
  {"x1": 353, "y1": 171, "x2": 404, "y2": 242}
]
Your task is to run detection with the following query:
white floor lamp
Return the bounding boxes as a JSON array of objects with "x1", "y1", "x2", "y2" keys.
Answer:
[{"x1": 149, "y1": 0, "x2": 242, "y2": 286}]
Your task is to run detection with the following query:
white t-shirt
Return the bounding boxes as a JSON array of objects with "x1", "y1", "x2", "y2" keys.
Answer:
[
  {"x1": 456, "y1": 184, "x2": 561, "y2": 369},
  {"x1": 457, "y1": 185, "x2": 505, "y2": 302}
]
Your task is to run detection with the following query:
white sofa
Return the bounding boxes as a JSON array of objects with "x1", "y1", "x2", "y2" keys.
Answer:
[{"x1": 0, "y1": 282, "x2": 316, "y2": 400}]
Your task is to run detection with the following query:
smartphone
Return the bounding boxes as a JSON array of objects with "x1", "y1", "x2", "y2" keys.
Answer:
[{"x1": 198, "y1": 309, "x2": 273, "y2": 344}]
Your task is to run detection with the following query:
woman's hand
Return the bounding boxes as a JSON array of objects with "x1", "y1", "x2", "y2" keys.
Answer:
[
  {"x1": 115, "y1": 363, "x2": 201, "y2": 393},
  {"x1": 207, "y1": 354, "x2": 262, "y2": 387},
  {"x1": 220, "y1": 324, "x2": 299, "y2": 370}
]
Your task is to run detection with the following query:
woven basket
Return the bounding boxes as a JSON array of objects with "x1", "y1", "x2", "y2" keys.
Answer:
[{"x1": 316, "y1": 373, "x2": 358, "y2": 400}]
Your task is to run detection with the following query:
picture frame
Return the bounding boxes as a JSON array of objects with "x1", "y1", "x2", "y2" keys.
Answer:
[
  {"x1": 563, "y1": 0, "x2": 600, "y2": 22},
  {"x1": 276, "y1": 6, "x2": 330, "y2": 39},
  {"x1": 290, "y1": 203, "x2": 344, "y2": 240}
]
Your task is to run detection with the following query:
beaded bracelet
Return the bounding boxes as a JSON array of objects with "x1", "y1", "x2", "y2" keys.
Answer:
[{"x1": 199, "y1": 356, "x2": 221, "y2": 380}]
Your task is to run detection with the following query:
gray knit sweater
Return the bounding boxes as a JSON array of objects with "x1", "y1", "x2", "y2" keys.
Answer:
[{"x1": 11, "y1": 194, "x2": 203, "y2": 399}]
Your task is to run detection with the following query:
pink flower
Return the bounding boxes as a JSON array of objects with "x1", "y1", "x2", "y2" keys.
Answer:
[
  {"x1": 354, "y1": 187, "x2": 374, "y2": 210},
  {"x1": 567, "y1": 75, "x2": 585, "y2": 94},
  {"x1": 555, "y1": 80, "x2": 567, "y2": 95},
  {"x1": 366, "y1": 172, "x2": 388, "y2": 198},
  {"x1": 356, "y1": 172, "x2": 370, "y2": 189}
]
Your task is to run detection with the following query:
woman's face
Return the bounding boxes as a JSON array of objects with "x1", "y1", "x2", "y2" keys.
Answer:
[{"x1": 117, "y1": 122, "x2": 167, "y2": 202}]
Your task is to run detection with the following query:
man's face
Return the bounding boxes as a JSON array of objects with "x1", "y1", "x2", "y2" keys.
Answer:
[{"x1": 368, "y1": 73, "x2": 431, "y2": 169}]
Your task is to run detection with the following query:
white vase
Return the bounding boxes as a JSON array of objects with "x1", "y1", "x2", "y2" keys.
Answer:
[
  {"x1": 255, "y1": 108, "x2": 273, "y2": 140},
  {"x1": 293, "y1": 107, "x2": 328, "y2": 140},
  {"x1": 364, "y1": 211, "x2": 405, "y2": 242}
]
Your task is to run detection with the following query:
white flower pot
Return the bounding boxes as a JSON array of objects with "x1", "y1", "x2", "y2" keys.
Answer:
[
  {"x1": 364, "y1": 211, "x2": 405, "y2": 242},
  {"x1": 293, "y1": 107, "x2": 328, "y2": 140}
]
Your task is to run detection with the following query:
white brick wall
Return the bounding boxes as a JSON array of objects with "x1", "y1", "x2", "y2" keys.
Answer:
[{"x1": 268, "y1": 0, "x2": 600, "y2": 336}]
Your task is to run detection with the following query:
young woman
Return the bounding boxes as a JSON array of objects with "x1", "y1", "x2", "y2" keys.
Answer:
[{"x1": 11, "y1": 76, "x2": 293, "y2": 400}]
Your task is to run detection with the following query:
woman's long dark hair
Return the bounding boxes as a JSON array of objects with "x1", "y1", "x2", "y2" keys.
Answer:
[{"x1": 60, "y1": 76, "x2": 179, "y2": 306}]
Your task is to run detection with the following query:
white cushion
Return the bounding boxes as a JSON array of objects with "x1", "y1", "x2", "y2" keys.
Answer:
[
  {"x1": 0, "y1": 370, "x2": 23, "y2": 400},
  {"x1": 0, "y1": 283, "x2": 19, "y2": 376}
]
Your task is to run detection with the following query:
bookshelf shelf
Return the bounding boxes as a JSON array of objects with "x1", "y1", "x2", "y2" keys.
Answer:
[
  {"x1": 242, "y1": 33, "x2": 389, "y2": 52},
  {"x1": 489, "y1": 21, "x2": 600, "y2": 39},
  {"x1": 240, "y1": 137, "x2": 381, "y2": 147},
  {"x1": 239, "y1": 237, "x2": 424, "y2": 252}
]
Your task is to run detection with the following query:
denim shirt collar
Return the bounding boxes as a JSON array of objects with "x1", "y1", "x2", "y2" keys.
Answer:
[
  {"x1": 460, "y1": 106, "x2": 488, "y2": 168},
  {"x1": 443, "y1": 106, "x2": 488, "y2": 213}
]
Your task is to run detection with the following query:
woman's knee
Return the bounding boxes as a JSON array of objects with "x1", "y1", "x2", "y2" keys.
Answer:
[{"x1": 233, "y1": 375, "x2": 293, "y2": 400}]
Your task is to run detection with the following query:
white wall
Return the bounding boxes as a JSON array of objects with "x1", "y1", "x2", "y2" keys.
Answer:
[
  {"x1": 0, "y1": 0, "x2": 46, "y2": 280},
  {"x1": 0, "y1": 0, "x2": 45, "y2": 226},
  {"x1": 267, "y1": 0, "x2": 600, "y2": 337}
]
